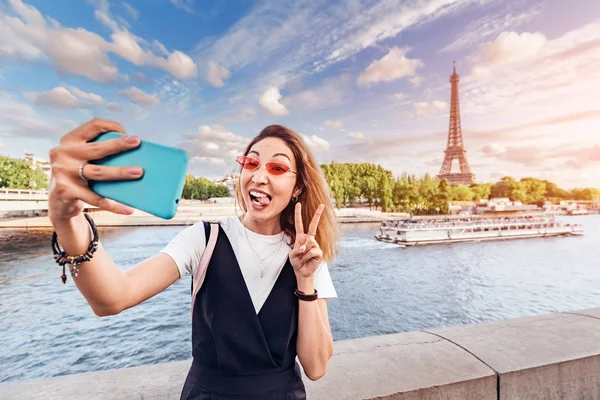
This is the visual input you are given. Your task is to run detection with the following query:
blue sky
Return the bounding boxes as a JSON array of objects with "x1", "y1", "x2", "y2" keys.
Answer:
[{"x1": 1, "y1": 0, "x2": 599, "y2": 188}]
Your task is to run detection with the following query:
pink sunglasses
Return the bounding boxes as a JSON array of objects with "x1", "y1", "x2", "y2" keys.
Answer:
[{"x1": 236, "y1": 156, "x2": 297, "y2": 176}]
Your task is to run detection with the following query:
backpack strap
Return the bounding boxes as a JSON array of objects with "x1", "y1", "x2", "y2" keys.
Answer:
[{"x1": 191, "y1": 220, "x2": 219, "y2": 317}]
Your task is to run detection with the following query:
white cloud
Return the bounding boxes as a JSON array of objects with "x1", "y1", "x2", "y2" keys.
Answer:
[
  {"x1": 481, "y1": 143, "x2": 506, "y2": 156},
  {"x1": 357, "y1": 47, "x2": 423, "y2": 87},
  {"x1": 388, "y1": 92, "x2": 406, "y2": 101},
  {"x1": 348, "y1": 131, "x2": 365, "y2": 141},
  {"x1": 204, "y1": 142, "x2": 219, "y2": 150},
  {"x1": 282, "y1": 74, "x2": 351, "y2": 111},
  {"x1": 24, "y1": 87, "x2": 83, "y2": 109},
  {"x1": 110, "y1": 31, "x2": 146, "y2": 64},
  {"x1": 409, "y1": 75, "x2": 422, "y2": 88},
  {"x1": 23, "y1": 86, "x2": 111, "y2": 110},
  {"x1": 69, "y1": 87, "x2": 104, "y2": 104},
  {"x1": 324, "y1": 120, "x2": 344, "y2": 130},
  {"x1": 151, "y1": 40, "x2": 169, "y2": 56},
  {"x1": 91, "y1": 0, "x2": 127, "y2": 32},
  {"x1": 301, "y1": 134, "x2": 330, "y2": 152},
  {"x1": 192, "y1": 0, "x2": 476, "y2": 101},
  {"x1": 319, "y1": 0, "x2": 475, "y2": 71},
  {"x1": 122, "y1": 2, "x2": 139, "y2": 20},
  {"x1": 259, "y1": 87, "x2": 289, "y2": 116},
  {"x1": 170, "y1": 0, "x2": 195, "y2": 13},
  {"x1": 119, "y1": 86, "x2": 160, "y2": 107},
  {"x1": 207, "y1": 61, "x2": 231, "y2": 87},
  {"x1": 0, "y1": 0, "x2": 198, "y2": 82},
  {"x1": 411, "y1": 100, "x2": 448, "y2": 117},
  {"x1": 182, "y1": 125, "x2": 251, "y2": 174},
  {"x1": 472, "y1": 31, "x2": 547, "y2": 67},
  {"x1": 461, "y1": 18, "x2": 600, "y2": 116},
  {"x1": 156, "y1": 51, "x2": 198, "y2": 80},
  {"x1": 440, "y1": 3, "x2": 542, "y2": 53},
  {"x1": 192, "y1": 156, "x2": 225, "y2": 165},
  {"x1": 0, "y1": 94, "x2": 63, "y2": 138},
  {"x1": 481, "y1": 144, "x2": 581, "y2": 167}
]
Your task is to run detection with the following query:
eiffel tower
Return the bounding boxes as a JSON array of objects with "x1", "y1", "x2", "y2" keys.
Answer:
[{"x1": 437, "y1": 62, "x2": 475, "y2": 185}]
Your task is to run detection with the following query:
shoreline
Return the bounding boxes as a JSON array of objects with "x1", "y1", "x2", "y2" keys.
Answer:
[
  {"x1": 0, "y1": 204, "x2": 592, "y2": 229},
  {"x1": 0, "y1": 211, "x2": 389, "y2": 229}
]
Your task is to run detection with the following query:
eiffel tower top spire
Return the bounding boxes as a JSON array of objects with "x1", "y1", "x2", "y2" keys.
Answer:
[{"x1": 437, "y1": 63, "x2": 476, "y2": 185}]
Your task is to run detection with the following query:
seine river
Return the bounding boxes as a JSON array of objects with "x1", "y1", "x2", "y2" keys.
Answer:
[{"x1": 1, "y1": 215, "x2": 599, "y2": 383}]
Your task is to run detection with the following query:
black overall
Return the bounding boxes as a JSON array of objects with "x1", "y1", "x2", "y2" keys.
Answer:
[{"x1": 181, "y1": 222, "x2": 307, "y2": 399}]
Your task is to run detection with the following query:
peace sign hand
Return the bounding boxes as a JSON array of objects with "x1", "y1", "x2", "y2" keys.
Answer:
[{"x1": 290, "y1": 202, "x2": 325, "y2": 279}]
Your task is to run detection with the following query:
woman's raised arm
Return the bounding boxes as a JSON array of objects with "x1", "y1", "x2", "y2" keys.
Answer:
[{"x1": 48, "y1": 118, "x2": 181, "y2": 316}]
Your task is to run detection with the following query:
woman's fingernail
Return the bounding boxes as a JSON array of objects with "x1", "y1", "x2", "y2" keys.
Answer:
[
  {"x1": 125, "y1": 135, "x2": 139, "y2": 144},
  {"x1": 299, "y1": 246, "x2": 305, "y2": 252},
  {"x1": 129, "y1": 167, "x2": 142, "y2": 175},
  {"x1": 124, "y1": 206, "x2": 134, "y2": 215}
]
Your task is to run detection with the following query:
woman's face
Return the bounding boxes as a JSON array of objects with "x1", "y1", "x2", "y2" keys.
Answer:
[{"x1": 240, "y1": 137, "x2": 299, "y2": 223}]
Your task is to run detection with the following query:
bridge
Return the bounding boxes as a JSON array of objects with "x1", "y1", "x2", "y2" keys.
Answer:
[{"x1": 0, "y1": 188, "x2": 98, "y2": 213}]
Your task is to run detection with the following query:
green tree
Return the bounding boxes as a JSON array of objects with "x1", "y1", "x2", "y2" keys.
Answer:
[
  {"x1": 519, "y1": 177, "x2": 547, "y2": 204},
  {"x1": 378, "y1": 170, "x2": 393, "y2": 212},
  {"x1": 491, "y1": 176, "x2": 517, "y2": 199},
  {"x1": 435, "y1": 179, "x2": 452, "y2": 214},
  {"x1": 451, "y1": 185, "x2": 474, "y2": 201},
  {"x1": 182, "y1": 174, "x2": 230, "y2": 200},
  {"x1": 31, "y1": 167, "x2": 48, "y2": 189},
  {"x1": 319, "y1": 162, "x2": 599, "y2": 214},
  {"x1": 0, "y1": 156, "x2": 48, "y2": 189},
  {"x1": 570, "y1": 188, "x2": 596, "y2": 201},
  {"x1": 470, "y1": 183, "x2": 491, "y2": 201}
]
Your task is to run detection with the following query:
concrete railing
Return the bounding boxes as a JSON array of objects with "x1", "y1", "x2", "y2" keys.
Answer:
[
  {"x1": 0, "y1": 188, "x2": 48, "y2": 200},
  {"x1": 3, "y1": 307, "x2": 600, "y2": 399}
]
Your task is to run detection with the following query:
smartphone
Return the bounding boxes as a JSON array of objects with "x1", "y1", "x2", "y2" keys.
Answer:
[{"x1": 87, "y1": 131, "x2": 189, "y2": 219}]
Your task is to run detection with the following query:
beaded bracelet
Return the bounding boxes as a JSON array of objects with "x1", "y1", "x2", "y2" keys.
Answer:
[{"x1": 51, "y1": 213, "x2": 99, "y2": 283}]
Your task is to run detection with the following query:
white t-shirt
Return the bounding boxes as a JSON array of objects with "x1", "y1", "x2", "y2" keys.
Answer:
[{"x1": 160, "y1": 216, "x2": 337, "y2": 313}]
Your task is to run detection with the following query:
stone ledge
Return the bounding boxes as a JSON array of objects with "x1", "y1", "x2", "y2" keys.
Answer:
[
  {"x1": 2, "y1": 308, "x2": 600, "y2": 399},
  {"x1": 305, "y1": 331, "x2": 495, "y2": 400},
  {"x1": 427, "y1": 307, "x2": 600, "y2": 400}
]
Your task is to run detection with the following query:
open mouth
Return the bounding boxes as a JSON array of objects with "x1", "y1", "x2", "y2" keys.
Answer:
[{"x1": 249, "y1": 190, "x2": 272, "y2": 207}]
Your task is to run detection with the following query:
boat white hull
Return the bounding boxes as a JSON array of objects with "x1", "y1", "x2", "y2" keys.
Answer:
[{"x1": 376, "y1": 226, "x2": 584, "y2": 247}]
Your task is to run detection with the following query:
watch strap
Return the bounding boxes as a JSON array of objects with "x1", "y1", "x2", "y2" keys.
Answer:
[{"x1": 294, "y1": 288, "x2": 318, "y2": 301}]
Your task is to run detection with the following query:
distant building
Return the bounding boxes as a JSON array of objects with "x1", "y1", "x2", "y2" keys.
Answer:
[
  {"x1": 23, "y1": 152, "x2": 52, "y2": 182},
  {"x1": 214, "y1": 173, "x2": 239, "y2": 196}
]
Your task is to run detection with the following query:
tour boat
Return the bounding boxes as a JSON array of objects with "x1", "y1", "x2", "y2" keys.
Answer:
[{"x1": 375, "y1": 215, "x2": 584, "y2": 247}]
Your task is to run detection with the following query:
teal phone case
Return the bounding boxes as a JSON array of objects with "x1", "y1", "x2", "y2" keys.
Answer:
[{"x1": 87, "y1": 132, "x2": 189, "y2": 219}]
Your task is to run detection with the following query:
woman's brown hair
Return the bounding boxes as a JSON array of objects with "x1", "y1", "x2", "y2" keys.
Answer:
[{"x1": 235, "y1": 125, "x2": 339, "y2": 262}]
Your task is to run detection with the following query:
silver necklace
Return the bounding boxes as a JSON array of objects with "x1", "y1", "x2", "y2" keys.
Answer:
[{"x1": 242, "y1": 219, "x2": 284, "y2": 277}]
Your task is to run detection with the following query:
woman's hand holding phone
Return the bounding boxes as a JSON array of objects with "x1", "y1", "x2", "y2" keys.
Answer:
[{"x1": 48, "y1": 118, "x2": 144, "y2": 223}]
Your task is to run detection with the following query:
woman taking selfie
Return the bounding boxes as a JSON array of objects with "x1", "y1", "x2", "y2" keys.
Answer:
[{"x1": 48, "y1": 118, "x2": 340, "y2": 400}]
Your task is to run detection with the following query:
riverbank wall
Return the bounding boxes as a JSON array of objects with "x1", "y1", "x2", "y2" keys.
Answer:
[
  {"x1": 2, "y1": 306, "x2": 600, "y2": 399},
  {"x1": 0, "y1": 202, "x2": 406, "y2": 228}
]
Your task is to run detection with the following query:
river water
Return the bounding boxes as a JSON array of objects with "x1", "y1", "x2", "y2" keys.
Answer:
[{"x1": 1, "y1": 215, "x2": 599, "y2": 383}]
